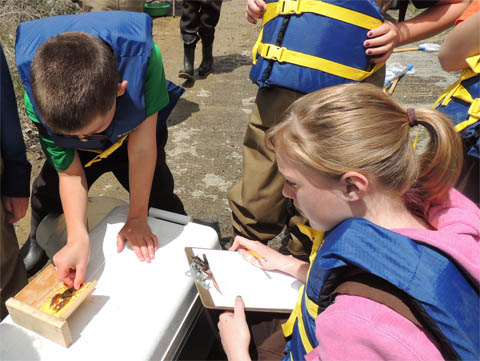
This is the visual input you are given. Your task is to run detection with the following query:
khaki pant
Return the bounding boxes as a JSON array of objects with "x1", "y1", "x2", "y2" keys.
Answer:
[
  {"x1": 82, "y1": 0, "x2": 146, "y2": 12},
  {"x1": 228, "y1": 69, "x2": 385, "y2": 258},
  {"x1": 0, "y1": 155, "x2": 28, "y2": 321}
]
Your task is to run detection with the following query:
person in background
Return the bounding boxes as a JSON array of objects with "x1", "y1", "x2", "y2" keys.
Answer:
[
  {"x1": 228, "y1": 0, "x2": 469, "y2": 261},
  {"x1": 178, "y1": 0, "x2": 223, "y2": 81},
  {"x1": 219, "y1": 83, "x2": 479, "y2": 360},
  {"x1": 436, "y1": 0, "x2": 480, "y2": 205},
  {"x1": 16, "y1": 11, "x2": 185, "y2": 284},
  {"x1": 0, "y1": 42, "x2": 30, "y2": 320}
]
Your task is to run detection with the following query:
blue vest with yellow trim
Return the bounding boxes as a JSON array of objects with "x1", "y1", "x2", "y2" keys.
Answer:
[
  {"x1": 283, "y1": 218, "x2": 479, "y2": 361},
  {"x1": 250, "y1": 0, "x2": 385, "y2": 94},
  {"x1": 16, "y1": 11, "x2": 164, "y2": 151},
  {"x1": 435, "y1": 55, "x2": 480, "y2": 159}
]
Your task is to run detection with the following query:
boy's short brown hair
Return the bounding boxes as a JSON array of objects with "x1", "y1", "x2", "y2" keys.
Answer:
[{"x1": 30, "y1": 32, "x2": 119, "y2": 133}]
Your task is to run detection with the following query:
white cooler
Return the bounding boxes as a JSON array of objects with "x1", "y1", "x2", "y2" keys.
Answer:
[{"x1": 0, "y1": 205, "x2": 220, "y2": 360}]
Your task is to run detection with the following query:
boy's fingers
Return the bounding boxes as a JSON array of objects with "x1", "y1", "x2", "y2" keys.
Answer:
[
  {"x1": 147, "y1": 236, "x2": 156, "y2": 259},
  {"x1": 74, "y1": 264, "x2": 86, "y2": 290},
  {"x1": 117, "y1": 233, "x2": 126, "y2": 253},
  {"x1": 152, "y1": 234, "x2": 159, "y2": 251},
  {"x1": 132, "y1": 244, "x2": 145, "y2": 262},
  {"x1": 140, "y1": 239, "x2": 151, "y2": 262},
  {"x1": 58, "y1": 266, "x2": 74, "y2": 288}
]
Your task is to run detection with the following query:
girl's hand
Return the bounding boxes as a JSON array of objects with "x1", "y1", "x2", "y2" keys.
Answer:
[
  {"x1": 218, "y1": 296, "x2": 252, "y2": 361},
  {"x1": 246, "y1": 0, "x2": 266, "y2": 24},
  {"x1": 230, "y1": 235, "x2": 290, "y2": 272},
  {"x1": 364, "y1": 21, "x2": 401, "y2": 63}
]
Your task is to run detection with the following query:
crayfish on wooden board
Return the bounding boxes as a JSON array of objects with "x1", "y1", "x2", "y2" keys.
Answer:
[{"x1": 49, "y1": 287, "x2": 77, "y2": 312}]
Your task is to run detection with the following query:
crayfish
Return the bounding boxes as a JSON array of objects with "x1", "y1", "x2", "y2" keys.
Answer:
[{"x1": 49, "y1": 287, "x2": 76, "y2": 312}]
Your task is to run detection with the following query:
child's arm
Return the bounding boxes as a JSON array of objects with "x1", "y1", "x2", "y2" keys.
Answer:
[
  {"x1": 438, "y1": 12, "x2": 480, "y2": 71},
  {"x1": 230, "y1": 236, "x2": 310, "y2": 283},
  {"x1": 365, "y1": 0, "x2": 469, "y2": 63},
  {"x1": 116, "y1": 112, "x2": 159, "y2": 262},
  {"x1": 52, "y1": 151, "x2": 90, "y2": 289}
]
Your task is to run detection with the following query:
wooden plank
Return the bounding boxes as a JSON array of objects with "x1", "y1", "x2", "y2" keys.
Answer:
[
  {"x1": 6, "y1": 297, "x2": 72, "y2": 347},
  {"x1": 15, "y1": 264, "x2": 61, "y2": 308}
]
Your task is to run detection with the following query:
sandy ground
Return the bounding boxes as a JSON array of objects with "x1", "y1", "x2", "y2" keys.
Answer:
[{"x1": 14, "y1": 1, "x2": 460, "y2": 254}]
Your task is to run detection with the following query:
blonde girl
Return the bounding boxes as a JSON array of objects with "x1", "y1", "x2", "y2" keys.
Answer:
[{"x1": 218, "y1": 83, "x2": 479, "y2": 361}]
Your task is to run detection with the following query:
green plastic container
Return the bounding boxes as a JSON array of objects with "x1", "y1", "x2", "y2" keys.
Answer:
[{"x1": 144, "y1": 2, "x2": 171, "y2": 17}]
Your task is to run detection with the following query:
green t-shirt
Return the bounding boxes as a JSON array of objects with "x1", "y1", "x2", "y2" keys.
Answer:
[{"x1": 25, "y1": 43, "x2": 169, "y2": 171}]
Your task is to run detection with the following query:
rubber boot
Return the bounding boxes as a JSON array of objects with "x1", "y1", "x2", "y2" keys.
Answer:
[
  {"x1": 198, "y1": 43, "x2": 213, "y2": 77},
  {"x1": 179, "y1": 42, "x2": 196, "y2": 81},
  {"x1": 20, "y1": 220, "x2": 48, "y2": 277}
]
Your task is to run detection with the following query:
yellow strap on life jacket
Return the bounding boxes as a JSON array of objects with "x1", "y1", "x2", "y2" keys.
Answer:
[
  {"x1": 282, "y1": 285, "x2": 314, "y2": 354},
  {"x1": 456, "y1": 98, "x2": 480, "y2": 132},
  {"x1": 433, "y1": 55, "x2": 480, "y2": 133},
  {"x1": 297, "y1": 223, "x2": 324, "y2": 265},
  {"x1": 262, "y1": 0, "x2": 382, "y2": 29},
  {"x1": 252, "y1": 0, "x2": 384, "y2": 80},
  {"x1": 84, "y1": 135, "x2": 128, "y2": 168},
  {"x1": 256, "y1": 42, "x2": 384, "y2": 81},
  {"x1": 282, "y1": 225, "x2": 324, "y2": 350}
]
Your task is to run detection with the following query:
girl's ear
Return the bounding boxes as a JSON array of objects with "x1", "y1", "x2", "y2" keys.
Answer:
[
  {"x1": 117, "y1": 80, "x2": 128, "y2": 97},
  {"x1": 340, "y1": 172, "x2": 369, "y2": 201}
]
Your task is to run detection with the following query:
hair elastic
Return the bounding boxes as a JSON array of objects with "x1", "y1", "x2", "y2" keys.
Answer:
[{"x1": 407, "y1": 108, "x2": 418, "y2": 127}]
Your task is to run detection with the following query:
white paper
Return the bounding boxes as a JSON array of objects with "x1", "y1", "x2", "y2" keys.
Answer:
[{"x1": 191, "y1": 249, "x2": 302, "y2": 311}]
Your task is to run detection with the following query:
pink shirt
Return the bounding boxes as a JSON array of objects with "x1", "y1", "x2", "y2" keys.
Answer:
[{"x1": 306, "y1": 190, "x2": 480, "y2": 360}]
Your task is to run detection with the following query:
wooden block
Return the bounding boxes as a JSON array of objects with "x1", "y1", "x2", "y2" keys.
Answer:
[
  {"x1": 5, "y1": 264, "x2": 97, "y2": 347},
  {"x1": 6, "y1": 298, "x2": 72, "y2": 347}
]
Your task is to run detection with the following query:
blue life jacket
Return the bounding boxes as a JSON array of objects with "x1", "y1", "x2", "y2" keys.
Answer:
[
  {"x1": 250, "y1": 0, "x2": 385, "y2": 94},
  {"x1": 435, "y1": 55, "x2": 480, "y2": 159},
  {"x1": 15, "y1": 11, "x2": 183, "y2": 153},
  {"x1": 283, "y1": 218, "x2": 479, "y2": 361}
]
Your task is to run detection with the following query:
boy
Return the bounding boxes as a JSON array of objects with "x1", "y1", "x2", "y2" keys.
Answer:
[
  {"x1": 0, "y1": 42, "x2": 30, "y2": 320},
  {"x1": 16, "y1": 11, "x2": 185, "y2": 288}
]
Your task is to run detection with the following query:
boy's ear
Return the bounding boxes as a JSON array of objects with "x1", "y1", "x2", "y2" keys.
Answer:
[
  {"x1": 117, "y1": 80, "x2": 128, "y2": 97},
  {"x1": 339, "y1": 172, "x2": 369, "y2": 202}
]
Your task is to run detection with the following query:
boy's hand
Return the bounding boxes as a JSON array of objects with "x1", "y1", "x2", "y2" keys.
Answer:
[
  {"x1": 246, "y1": 0, "x2": 266, "y2": 24},
  {"x1": 364, "y1": 21, "x2": 400, "y2": 63},
  {"x1": 53, "y1": 236, "x2": 90, "y2": 290},
  {"x1": 117, "y1": 217, "x2": 158, "y2": 262},
  {"x1": 218, "y1": 296, "x2": 252, "y2": 361}
]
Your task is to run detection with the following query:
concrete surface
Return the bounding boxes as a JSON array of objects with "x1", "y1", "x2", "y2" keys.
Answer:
[{"x1": 15, "y1": 1, "x2": 460, "y2": 252}]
